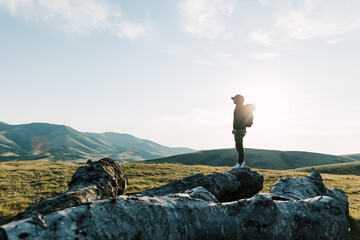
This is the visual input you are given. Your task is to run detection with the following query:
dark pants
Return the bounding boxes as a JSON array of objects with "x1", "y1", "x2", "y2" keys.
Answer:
[{"x1": 234, "y1": 130, "x2": 246, "y2": 165}]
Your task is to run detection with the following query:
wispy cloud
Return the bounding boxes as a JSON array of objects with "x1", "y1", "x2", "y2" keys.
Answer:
[
  {"x1": 178, "y1": 0, "x2": 235, "y2": 38},
  {"x1": 257, "y1": 0, "x2": 272, "y2": 6},
  {"x1": 276, "y1": 0, "x2": 360, "y2": 40},
  {"x1": 252, "y1": 52, "x2": 283, "y2": 60},
  {"x1": 215, "y1": 52, "x2": 241, "y2": 65},
  {"x1": 162, "y1": 44, "x2": 186, "y2": 54},
  {"x1": 154, "y1": 109, "x2": 229, "y2": 127},
  {"x1": 0, "y1": 0, "x2": 150, "y2": 39},
  {"x1": 195, "y1": 56, "x2": 212, "y2": 65},
  {"x1": 254, "y1": 0, "x2": 360, "y2": 44},
  {"x1": 325, "y1": 39, "x2": 339, "y2": 45},
  {"x1": 195, "y1": 52, "x2": 242, "y2": 65},
  {"x1": 250, "y1": 29, "x2": 273, "y2": 45},
  {"x1": 115, "y1": 21, "x2": 149, "y2": 40}
]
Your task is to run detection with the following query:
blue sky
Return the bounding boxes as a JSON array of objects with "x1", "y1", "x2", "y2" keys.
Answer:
[{"x1": 1, "y1": 0, "x2": 360, "y2": 155}]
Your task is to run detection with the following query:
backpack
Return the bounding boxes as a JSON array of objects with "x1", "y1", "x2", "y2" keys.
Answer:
[
  {"x1": 244, "y1": 112, "x2": 254, "y2": 127},
  {"x1": 242, "y1": 105, "x2": 255, "y2": 127}
]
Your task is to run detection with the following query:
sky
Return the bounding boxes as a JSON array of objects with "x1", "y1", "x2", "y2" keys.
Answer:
[{"x1": 1, "y1": 0, "x2": 360, "y2": 155}]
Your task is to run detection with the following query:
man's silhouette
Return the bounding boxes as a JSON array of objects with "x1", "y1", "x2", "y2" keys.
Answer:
[{"x1": 231, "y1": 94, "x2": 256, "y2": 169}]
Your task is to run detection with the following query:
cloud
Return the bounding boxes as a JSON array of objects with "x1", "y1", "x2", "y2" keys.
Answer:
[
  {"x1": 276, "y1": 0, "x2": 360, "y2": 40},
  {"x1": 154, "y1": 109, "x2": 229, "y2": 127},
  {"x1": 195, "y1": 52, "x2": 242, "y2": 65},
  {"x1": 253, "y1": 0, "x2": 360, "y2": 45},
  {"x1": 256, "y1": 0, "x2": 271, "y2": 6},
  {"x1": 215, "y1": 52, "x2": 241, "y2": 65},
  {"x1": 252, "y1": 52, "x2": 283, "y2": 60},
  {"x1": 195, "y1": 56, "x2": 212, "y2": 65},
  {"x1": 162, "y1": 44, "x2": 186, "y2": 54},
  {"x1": 0, "y1": 0, "x2": 150, "y2": 39},
  {"x1": 250, "y1": 29, "x2": 272, "y2": 45},
  {"x1": 178, "y1": 0, "x2": 235, "y2": 38},
  {"x1": 115, "y1": 21, "x2": 149, "y2": 40},
  {"x1": 325, "y1": 39, "x2": 339, "y2": 45}
]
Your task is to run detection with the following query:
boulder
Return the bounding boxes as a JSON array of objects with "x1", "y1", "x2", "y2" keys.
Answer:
[
  {"x1": 15, "y1": 158, "x2": 128, "y2": 220},
  {"x1": 138, "y1": 168, "x2": 264, "y2": 202},
  {"x1": 269, "y1": 172, "x2": 349, "y2": 211}
]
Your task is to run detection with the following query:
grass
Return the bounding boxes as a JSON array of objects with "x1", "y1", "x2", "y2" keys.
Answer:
[
  {"x1": 123, "y1": 162, "x2": 230, "y2": 193},
  {"x1": 0, "y1": 161, "x2": 359, "y2": 239},
  {"x1": 0, "y1": 161, "x2": 79, "y2": 225}
]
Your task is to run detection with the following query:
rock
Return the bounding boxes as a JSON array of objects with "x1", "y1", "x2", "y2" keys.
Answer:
[
  {"x1": 269, "y1": 172, "x2": 349, "y2": 213},
  {"x1": 1, "y1": 165, "x2": 349, "y2": 240},
  {"x1": 15, "y1": 158, "x2": 127, "y2": 220},
  {"x1": 1, "y1": 174, "x2": 349, "y2": 240},
  {"x1": 138, "y1": 168, "x2": 264, "y2": 202}
]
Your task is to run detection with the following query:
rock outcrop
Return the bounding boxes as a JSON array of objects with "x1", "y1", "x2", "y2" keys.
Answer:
[
  {"x1": 269, "y1": 172, "x2": 349, "y2": 210},
  {"x1": 0, "y1": 160, "x2": 349, "y2": 240},
  {"x1": 16, "y1": 158, "x2": 128, "y2": 220},
  {"x1": 138, "y1": 168, "x2": 264, "y2": 202}
]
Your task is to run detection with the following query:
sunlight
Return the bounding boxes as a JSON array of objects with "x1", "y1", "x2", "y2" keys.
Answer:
[{"x1": 242, "y1": 84, "x2": 288, "y2": 127}]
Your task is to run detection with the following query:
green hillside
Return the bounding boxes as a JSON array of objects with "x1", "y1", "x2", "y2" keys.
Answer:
[
  {"x1": 144, "y1": 148, "x2": 357, "y2": 170},
  {"x1": 342, "y1": 153, "x2": 360, "y2": 161},
  {"x1": 295, "y1": 161, "x2": 360, "y2": 176},
  {"x1": 0, "y1": 122, "x2": 194, "y2": 163},
  {"x1": 84, "y1": 132, "x2": 192, "y2": 158},
  {"x1": 0, "y1": 161, "x2": 359, "y2": 239}
]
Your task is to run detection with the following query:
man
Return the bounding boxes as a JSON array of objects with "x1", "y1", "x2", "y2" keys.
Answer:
[{"x1": 231, "y1": 94, "x2": 256, "y2": 169}]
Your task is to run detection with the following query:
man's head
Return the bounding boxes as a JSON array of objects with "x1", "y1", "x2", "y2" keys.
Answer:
[{"x1": 231, "y1": 94, "x2": 244, "y2": 105}]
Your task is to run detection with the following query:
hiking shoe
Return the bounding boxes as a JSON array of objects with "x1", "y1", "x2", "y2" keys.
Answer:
[{"x1": 232, "y1": 163, "x2": 240, "y2": 169}]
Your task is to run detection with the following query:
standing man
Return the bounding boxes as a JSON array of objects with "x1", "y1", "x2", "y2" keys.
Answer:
[{"x1": 231, "y1": 94, "x2": 256, "y2": 169}]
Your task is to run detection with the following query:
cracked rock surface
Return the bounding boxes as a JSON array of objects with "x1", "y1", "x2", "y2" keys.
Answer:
[
  {"x1": 0, "y1": 161, "x2": 349, "y2": 240},
  {"x1": 15, "y1": 158, "x2": 128, "y2": 220}
]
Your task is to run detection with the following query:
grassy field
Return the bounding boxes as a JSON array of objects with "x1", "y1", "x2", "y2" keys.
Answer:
[{"x1": 0, "y1": 161, "x2": 359, "y2": 239}]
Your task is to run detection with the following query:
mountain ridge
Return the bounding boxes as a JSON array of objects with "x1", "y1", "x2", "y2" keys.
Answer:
[{"x1": 0, "y1": 122, "x2": 194, "y2": 163}]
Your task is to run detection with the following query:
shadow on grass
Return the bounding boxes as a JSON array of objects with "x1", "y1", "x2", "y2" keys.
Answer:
[
  {"x1": 0, "y1": 215, "x2": 14, "y2": 226},
  {"x1": 347, "y1": 216, "x2": 360, "y2": 240}
]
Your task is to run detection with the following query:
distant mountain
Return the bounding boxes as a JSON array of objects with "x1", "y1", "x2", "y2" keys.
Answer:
[
  {"x1": 0, "y1": 122, "x2": 194, "y2": 163},
  {"x1": 144, "y1": 148, "x2": 359, "y2": 170}
]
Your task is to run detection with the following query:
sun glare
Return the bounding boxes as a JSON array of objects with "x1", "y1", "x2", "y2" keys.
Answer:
[{"x1": 243, "y1": 85, "x2": 288, "y2": 126}]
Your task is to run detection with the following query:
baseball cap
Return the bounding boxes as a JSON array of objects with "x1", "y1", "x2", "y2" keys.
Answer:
[{"x1": 231, "y1": 94, "x2": 243, "y2": 100}]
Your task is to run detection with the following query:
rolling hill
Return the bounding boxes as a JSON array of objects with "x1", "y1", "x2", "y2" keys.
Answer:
[
  {"x1": 144, "y1": 148, "x2": 359, "y2": 170},
  {"x1": 0, "y1": 122, "x2": 194, "y2": 163},
  {"x1": 341, "y1": 153, "x2": 360, "y2": 161},
  {"x1": 295, "y1": 161, "x2": 360, "y2": 176}
]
